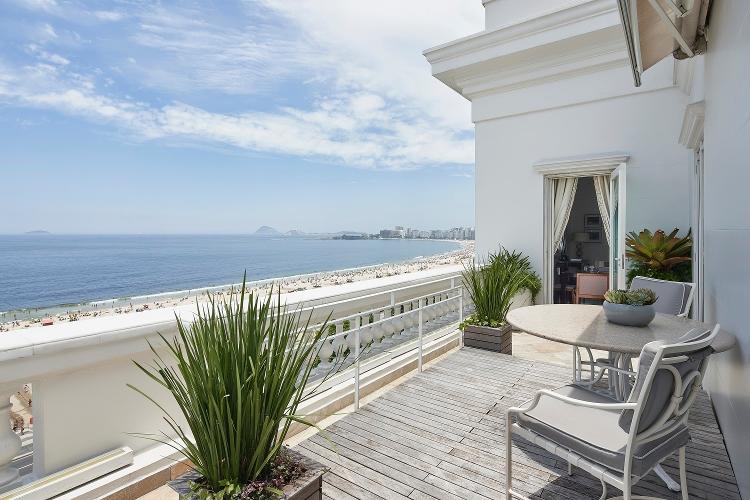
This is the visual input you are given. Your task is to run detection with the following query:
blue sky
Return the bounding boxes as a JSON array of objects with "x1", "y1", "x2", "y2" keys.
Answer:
[{"x1": 0, "y1": 0, "x2": 482, "y2": 234}]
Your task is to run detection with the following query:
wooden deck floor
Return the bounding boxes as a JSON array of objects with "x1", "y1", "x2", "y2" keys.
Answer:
[{"x1": 295, "y1": 347, "x2": 739, "y2": 500}]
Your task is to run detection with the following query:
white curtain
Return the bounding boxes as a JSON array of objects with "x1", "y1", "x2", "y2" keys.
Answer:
[
  {"x1": 552, "y1": 177, "x2": 578, "y2": 251},
  {"x1": 593, "y1": 175, "x2": 611, "y2": 245}
]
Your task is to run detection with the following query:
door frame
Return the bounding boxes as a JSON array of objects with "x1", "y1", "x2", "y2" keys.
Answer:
[
  {"x1": 679, "y1": 100, "x2": 705, "y2": 319},
  {"x1": 535, "y1": 154, "x2": 630, "y2": 304}
]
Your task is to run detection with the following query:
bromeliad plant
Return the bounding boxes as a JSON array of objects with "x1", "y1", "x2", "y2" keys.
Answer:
[
  {"x1": 129, "y1": 280, "x2": 334, "y2": 499},
  {"x1": 625, "y1": 228, "x2": 692, "y2": 284},
  {"x1": 460, "y1": 248, "x2": 540, "y2": 329}
]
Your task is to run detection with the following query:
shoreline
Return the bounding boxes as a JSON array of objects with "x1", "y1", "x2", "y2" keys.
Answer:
[{"x1": 0, "y1": 240, "x2": 474, "y2": 332}]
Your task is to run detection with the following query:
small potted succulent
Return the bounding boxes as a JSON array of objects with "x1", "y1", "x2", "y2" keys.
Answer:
[{"x1": 603, "y1": 288, "x2": 658, "y2": 327}]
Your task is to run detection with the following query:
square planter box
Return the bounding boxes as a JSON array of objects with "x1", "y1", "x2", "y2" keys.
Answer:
[
  {"x1": 169, "y1": 448, "x2": 327, "y2": 500},
  {"x1": 462, "y1": 324, "x2": 512, "y2": 354}
]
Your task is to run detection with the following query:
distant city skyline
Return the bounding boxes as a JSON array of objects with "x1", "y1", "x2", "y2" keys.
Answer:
[{"x1": 0, "y1": 1, "x2": 481, "y2": 234}]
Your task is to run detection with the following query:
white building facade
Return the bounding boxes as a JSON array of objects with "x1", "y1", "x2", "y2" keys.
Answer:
[{"x1": 426, "y1": 0, "x2": 750, "y2": 496}]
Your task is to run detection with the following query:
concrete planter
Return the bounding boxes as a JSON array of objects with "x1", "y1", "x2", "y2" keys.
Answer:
[
  {"x1": 603, "y1": 301, "x2": 656, "y2": 327},
  {"x1": 462, "y1": 323, "x2": 512, "y2": 354},
  {"x1": 169, "y1": 449, "x2": 327, "y2": 500}
]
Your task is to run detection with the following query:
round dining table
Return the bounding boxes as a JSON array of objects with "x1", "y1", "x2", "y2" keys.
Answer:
[
  {"x1": 506, "y1": 304, "x2": 735, "y2": 356},
  {"x1": 506, "y1": 303, "x2": 736, "y2": 493}
]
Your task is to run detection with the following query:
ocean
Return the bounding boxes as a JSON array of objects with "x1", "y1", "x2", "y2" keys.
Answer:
[{"x1": 0, "y1": 235, "x2": 460, "y2": 316}]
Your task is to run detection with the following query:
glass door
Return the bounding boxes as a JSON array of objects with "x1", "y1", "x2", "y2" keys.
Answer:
[{"x1": 610, "y1": 164, "x2": 627, "y2": 289}]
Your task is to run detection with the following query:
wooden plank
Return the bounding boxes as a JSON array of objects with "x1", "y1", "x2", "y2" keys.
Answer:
[{"x1": 294, "y1": 348, "x2": 739, "y2": 500}]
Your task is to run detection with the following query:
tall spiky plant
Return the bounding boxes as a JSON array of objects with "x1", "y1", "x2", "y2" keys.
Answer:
[
  {"x1": 129, "y1": 279, "x2": 331, "y2": 495},
  {"x1": 625, "y1": 228, "x2": 692, "y2": 284},
  {"x1": 462, "y1": 248, "x2": 535, "y2": 327}
]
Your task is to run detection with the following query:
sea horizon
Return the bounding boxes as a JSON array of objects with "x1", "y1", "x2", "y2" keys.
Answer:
[{"x1": 0, "y1": 234, "x2": 468, "y2": 320}]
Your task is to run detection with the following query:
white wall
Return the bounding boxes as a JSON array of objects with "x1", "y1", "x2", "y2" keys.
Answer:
[
  {"x1": 701, "y1": 0, "x2": 750, "y2": 496},
  {"x1": 474, "y1": 82, "x2": 693, "y2": 267},
  {"x1": 483, "y1": 0, "x2": 586, "y2": 30}
]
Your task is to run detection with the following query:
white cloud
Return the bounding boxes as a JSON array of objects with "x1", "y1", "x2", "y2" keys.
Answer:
[
  {"x1": 93, "y1": 10, "x2": 124, "y2": 22},
  {"x1": 1, "y1": 1, "x2": 482, "y2": 169}
]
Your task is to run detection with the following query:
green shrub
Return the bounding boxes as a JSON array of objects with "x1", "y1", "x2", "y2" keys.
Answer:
[
  {"x1": 130, "y1": 280, "x2": 331, "y2": 497},
  {"x1": 461, "y1": 248, "x2": 538, "y2": 328}
]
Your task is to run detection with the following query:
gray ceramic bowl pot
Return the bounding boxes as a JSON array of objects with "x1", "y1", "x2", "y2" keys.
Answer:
[{"x1": 603, "y1": 301, "x2": 656, "y2": 327}]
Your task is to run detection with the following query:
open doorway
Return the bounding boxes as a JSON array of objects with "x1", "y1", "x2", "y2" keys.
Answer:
[{"x1": 553, "y1": 177, "x2": 610, "y2": 304}]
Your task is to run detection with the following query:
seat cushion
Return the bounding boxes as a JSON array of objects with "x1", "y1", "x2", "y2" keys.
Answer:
[{"x1": 516, "y1": 385, "x2": 689, "y2": 476}]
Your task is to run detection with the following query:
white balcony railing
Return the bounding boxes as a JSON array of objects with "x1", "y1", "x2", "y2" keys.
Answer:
[{"x1": 0, "y1": 267, "x2": 468, "y2": 498}]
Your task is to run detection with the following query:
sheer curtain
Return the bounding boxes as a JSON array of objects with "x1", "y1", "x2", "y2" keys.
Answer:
[
  {"x1": 593, "y1": 175, "x2": 611, "y2": 245},
  {"x1": 552, "y1": 177, "x2": 578, "y2": 251}
]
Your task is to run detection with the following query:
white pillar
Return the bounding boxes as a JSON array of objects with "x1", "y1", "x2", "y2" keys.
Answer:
[{"x1": 0, "y1": 385, "x2": 22, "y2": 488}]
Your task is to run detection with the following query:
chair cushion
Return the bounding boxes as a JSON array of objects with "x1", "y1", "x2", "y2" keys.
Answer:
[
  {"x1": 630, "y1": 278, "x2": 688, "y2": 315},
  {"x1": 619, "y1": 346, "x2": 712, "y2": 433},
  {"x1": 516, "y1": 385, "x2": 689, "y2": 476}
]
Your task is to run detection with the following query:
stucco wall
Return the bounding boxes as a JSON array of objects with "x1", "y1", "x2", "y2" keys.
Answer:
[
  {"x1": 701, "y1": 0, "x2": 750, "y2": 496},
  {"x1": 474, "y1": 85, "x2": 693, "y2": 267}
]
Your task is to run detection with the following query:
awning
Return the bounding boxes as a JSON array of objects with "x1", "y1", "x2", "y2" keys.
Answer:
[{"x1": 617, "y1": 0, "x2": 711, "y2": 86}]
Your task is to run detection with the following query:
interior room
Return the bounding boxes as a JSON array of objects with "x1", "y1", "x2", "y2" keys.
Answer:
[{"x1": 554, "y1": 177, "x2": 610, "y2": 304}]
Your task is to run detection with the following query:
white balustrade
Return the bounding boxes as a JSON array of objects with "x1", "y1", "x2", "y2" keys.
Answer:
[
  {"x1": 0, "y1": 385, "x2": 22, "y2": 489},
  {"x1": 0, "y1": 269, "x2": 464, "y2": 496}
]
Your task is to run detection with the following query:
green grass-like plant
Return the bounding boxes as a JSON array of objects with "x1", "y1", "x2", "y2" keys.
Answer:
[
  {"x1": 461, "y1": 248, "x2": 538, "y2": 329},
  {"x1": 129, "y1": 280, "x2": 332, "y2": 497}
]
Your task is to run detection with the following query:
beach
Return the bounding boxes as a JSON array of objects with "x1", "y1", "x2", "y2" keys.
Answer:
[{"x1": 0, "y1": 241, "x2": 473, "y2": 333}]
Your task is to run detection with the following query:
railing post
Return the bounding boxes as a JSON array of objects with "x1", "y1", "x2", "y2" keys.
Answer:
[
  {"x1": 459, "y1": 288, "x2": 464, "y2": 323},
  {"x1": 354, "y1": 324, "x2": 361, "y2": 409},
  {"x1": 0, "y1": 385, "x2": 22, "y2": 488},
  {"x1": 459, "y1": 288, "x2": 464, "y2": 348},
  {"x1": 418, "y1": 298, "x2": 424, "y2": 372}
]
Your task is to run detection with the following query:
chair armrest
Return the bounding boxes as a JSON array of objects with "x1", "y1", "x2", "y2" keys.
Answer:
[{"x1": 507, "y1": 389, "x2": 637, "y2": 418}]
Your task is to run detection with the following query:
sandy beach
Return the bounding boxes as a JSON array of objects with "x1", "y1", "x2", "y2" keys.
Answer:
[{"x1": 0, "y1": 241, "x2": 474, "y2": 333}]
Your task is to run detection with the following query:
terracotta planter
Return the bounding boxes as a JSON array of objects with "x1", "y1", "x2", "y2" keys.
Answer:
[
  {"x1": 169, "y1": 449, "x2": 327, "y2": 500},
  {"x1": 462, "y1": 323, "x2": 512, "y2": 354}
]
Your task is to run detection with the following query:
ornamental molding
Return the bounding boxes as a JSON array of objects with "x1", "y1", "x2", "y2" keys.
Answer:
[
  {"x1": 424, "y1": 0, "x2": 628, "y2": 98},
  {"x1": 678, "y1": 101, "x2": 705, "y2": 150},
  {"x1": 534, "y1": 153, "x2": 630, "y2": 177}
]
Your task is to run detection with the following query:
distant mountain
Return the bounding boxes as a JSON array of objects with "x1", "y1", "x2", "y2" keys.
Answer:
[
  {"x1": 25, "y1": 230, "x2": 51, "y2": 235},
  {"x1": 254, "y1": 226, "x2": 281, "y2": 236},
  {"x1": 285, "y1": 229, "x2": 306, "y2": 237}
]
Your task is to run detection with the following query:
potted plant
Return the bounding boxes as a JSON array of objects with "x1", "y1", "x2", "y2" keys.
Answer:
[
  {"x1": 626, "y1": 228, "x2": 692, "y2": 285},
  {"x1": 603, "y1": 288, "x2": 658, "y2": 327},
  {"x1": 460, "y1": 248, "x2": 540, "y2": 354},
  {"x1": 130, "y1": 280, "x2": 336, "y2": 499}
]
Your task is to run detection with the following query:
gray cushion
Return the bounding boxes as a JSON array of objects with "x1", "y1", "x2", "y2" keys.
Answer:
[
  {"x1": 619, "y1": 346, "x2": 712, "y2": 433},
  {"x1": 630, "y1": 278, "x2": 688, "y2": 315},
  {"x1": 516, "y1": 385, "x2": 690, "y2": 476}
]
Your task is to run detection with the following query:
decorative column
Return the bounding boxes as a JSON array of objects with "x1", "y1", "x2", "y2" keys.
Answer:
[{"x1": 0, "y1": 385, "x2": 22, "y2": 488}]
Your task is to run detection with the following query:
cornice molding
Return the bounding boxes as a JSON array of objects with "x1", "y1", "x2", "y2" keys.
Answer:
[
  {"x1": 678, "y1": 101, "x2": 705, "y2": 150},
  {"x1": 424, "y1": 0, "x2": 626, "y2": 98},
  {"x1": 424, "y1": 0, "x2": 617, "y2": 65},
  {"x1": 534, "y1": 154, "x2": 630, "y2": 177},
  {"x1": 455, "y1": 28, "x2": 628, "y2": 98}
]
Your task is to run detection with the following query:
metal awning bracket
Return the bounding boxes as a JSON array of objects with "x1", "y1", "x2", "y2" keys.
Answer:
[{"x1": 646, "y1": 0, "x2": 695, "y2": 56}]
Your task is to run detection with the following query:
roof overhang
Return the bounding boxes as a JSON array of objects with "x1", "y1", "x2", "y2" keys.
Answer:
[{"x1": 617, "y1": 0, "x2": 711, "y2": 86}]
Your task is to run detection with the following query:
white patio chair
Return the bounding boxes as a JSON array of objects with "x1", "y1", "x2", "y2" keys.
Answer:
[
  {"x1": 577, "y1": 276, "x2": 697, "y2": 394},
  {"x1": 507, "y1": 324, "x2": 719, "y2": 500},
  {"x1": 630, "y1": 276, "x2": 695, "y2": 317}
]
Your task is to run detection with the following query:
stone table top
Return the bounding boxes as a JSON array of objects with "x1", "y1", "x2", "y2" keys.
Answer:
[{"x1": 506, "y1": 304, "x2": 736, "y2": 355}]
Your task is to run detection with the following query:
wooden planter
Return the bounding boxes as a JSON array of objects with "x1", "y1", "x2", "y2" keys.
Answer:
[
  {"x1": 169, "y1": 449, "x2": 327, "y2": 500},
  {"x1": 462, "y1": 324, "x2": 512, "y2": 354}
]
